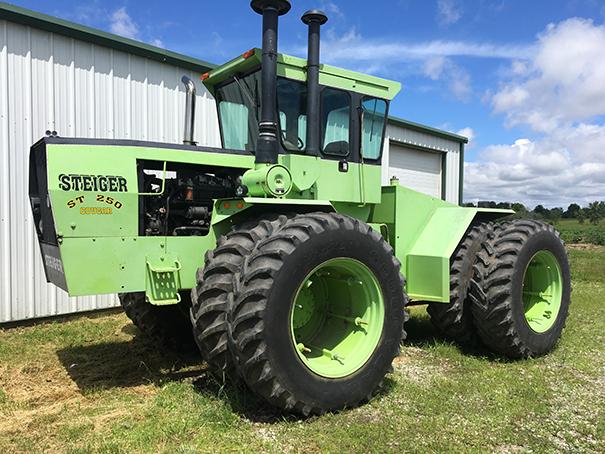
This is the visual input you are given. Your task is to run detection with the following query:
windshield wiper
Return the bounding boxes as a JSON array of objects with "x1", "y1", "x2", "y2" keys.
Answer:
[{"x1": 233, "y1": 75, "x2": 258, "y2": 111}]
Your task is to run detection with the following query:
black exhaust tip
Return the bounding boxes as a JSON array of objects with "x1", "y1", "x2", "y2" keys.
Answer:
[
  {"x1": 251, "y1": 0, "x2": 291, "y2": 16},
  {"x1": 301, "y1": 9, "x2": 328, "y2": 25}
]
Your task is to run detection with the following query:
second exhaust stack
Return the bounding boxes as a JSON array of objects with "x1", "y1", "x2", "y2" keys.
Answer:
[{"x1": 302, "y1": 10, "x2": 328, "y2": 156}]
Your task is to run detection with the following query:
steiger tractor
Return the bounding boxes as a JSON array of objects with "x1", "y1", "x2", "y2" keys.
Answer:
[{"x1": 29, "y1": 1, "x2": 571, "y2": 415}]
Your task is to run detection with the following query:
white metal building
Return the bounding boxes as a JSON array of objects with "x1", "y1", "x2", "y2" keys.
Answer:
[
  {"x1": 382, "y1": 117, "x2": 465, "y2": 204},
  {"x1": 0, "y1": 3, "x2": 466, "y2": 323}
]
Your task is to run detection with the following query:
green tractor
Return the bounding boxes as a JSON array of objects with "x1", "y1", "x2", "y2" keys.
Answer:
[{"x1": 28, "y1": 1, "x2": 571, "y2": 415}]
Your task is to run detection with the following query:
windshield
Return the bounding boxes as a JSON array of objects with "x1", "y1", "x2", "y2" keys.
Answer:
[
  {"x1": 215, "y1": 71, "x2": 261, "y2": 152},
  {"x1": 277, "y1": 78, "x2": 307, "y2": 151},
  {"x1": 216, "y1": 72, "x2": 311, "y2": 153}
]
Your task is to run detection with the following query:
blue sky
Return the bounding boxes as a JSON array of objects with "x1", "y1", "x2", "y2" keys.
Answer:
[{"x1": 9, "y1": 0, "x2": 605, "y2": 207}]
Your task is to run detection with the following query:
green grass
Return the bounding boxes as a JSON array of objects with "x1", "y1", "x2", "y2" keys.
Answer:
[
  {"x1": 1, "y1": 247, "x2": 604, "y2": 453},
  {"x1": 555, "y1": 219, "x2": 605, "y2": 245},
  {"x1": 557, "y1": 218, "x2": 600, "y2": 231}
]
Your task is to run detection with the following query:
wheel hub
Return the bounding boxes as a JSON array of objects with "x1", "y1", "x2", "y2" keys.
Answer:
[
  {"x1": 522, "y1": 250, "x2": 563, "y2": 333},
  {"x1": 290, "y1": 258, "x2": 385, "y2": 379},
  {"x1": 292, "y1": 284, "x2": 316, "y2": 329}
]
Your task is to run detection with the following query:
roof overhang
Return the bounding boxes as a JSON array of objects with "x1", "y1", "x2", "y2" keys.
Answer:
[
  {"x1": 388, "y1": 116, "x2": 469, "y2": 144},
  {"x1": 202, "y1": 48, "x2": 401, "y2": 101}
]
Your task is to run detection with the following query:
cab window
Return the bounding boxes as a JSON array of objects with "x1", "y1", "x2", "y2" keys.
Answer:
[
  {"x1": 215, "y1": 71, "x2": 261, "y2": 152},
  {"x1": 321, "y1": 88, "x2": 350, "y2": 156},
  {"x1": 361, "y1": 98, "x2": 387, "y2": 160},
  {"x1": 219, "y1": 102, "x2": 251, "y2": 150}
]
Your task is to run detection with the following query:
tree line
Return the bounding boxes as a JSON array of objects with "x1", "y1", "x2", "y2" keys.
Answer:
[{"x1": 463, "y1": 201, "x2": 605, "y2": 225}]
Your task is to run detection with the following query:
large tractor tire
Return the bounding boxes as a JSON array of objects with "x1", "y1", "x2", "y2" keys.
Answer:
[
  {"x1": 427, "y1": 222, "x2": 493, "y2": 345},
  {"x1": 470, "y1": 220, "x2": 571, "y2": 358},
  {"x1": 190, "y1": 214, "x2": 289, "y2": 377},
  {"x1": 228, "y1": 213, "x2": 407, "y2": 415},
  {"x1": 119, "y1": 292, "x2": 195, "y2": 352}
]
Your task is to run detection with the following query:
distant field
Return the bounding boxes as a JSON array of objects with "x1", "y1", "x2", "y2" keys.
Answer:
[
  {"x1": 555, "y1": 218, "x2": 605, "y2": 245},
  {"x1": 0, "y1": 247, "x2": 603, "y2": 453}
]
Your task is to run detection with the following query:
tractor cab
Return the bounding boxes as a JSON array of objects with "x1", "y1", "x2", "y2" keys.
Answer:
[
  {"x1": 200, "y1": 49, "x2": 400, "y2": 167},
  {"x1": 197, "y1": 0, "x2": 401, "y2": 186}
]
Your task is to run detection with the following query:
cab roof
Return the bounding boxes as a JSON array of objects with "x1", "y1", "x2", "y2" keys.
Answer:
[{"x1": 202, "y1": 48, "x2": 402, "y2": 101}]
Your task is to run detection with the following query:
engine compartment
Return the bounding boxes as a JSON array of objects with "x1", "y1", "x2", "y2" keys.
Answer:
[{"x1": 138, "y1": 161, "x2": 240, "y2": 237}]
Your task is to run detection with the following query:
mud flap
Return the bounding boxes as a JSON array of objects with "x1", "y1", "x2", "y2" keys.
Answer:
[{"x1": 40, "y1": 243, "x2": 68, "y2": 291}]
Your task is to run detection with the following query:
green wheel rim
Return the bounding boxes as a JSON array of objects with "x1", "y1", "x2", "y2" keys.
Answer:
[
  {"x1": 290, "y1": 258, "x2": 385, "y2": 379},
  {"x1": 522, "y1": 251, "x2": 563, "y2": 333}
]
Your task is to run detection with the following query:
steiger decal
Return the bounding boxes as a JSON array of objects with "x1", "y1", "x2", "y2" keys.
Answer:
[{"x1": 58, "y1": 174, "x2": 128, "y2": 192}]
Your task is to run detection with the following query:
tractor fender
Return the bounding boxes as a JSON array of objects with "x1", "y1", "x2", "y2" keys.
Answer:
[
  {"x1": 209, "y1": 197, "x2": 336, "y2": 238},
  {"x1": 405, "y1": 207, "x2": 513, "y2": 303},
  {"x1": 209, "y1": 197, "x2": 378, "y2": 239}
]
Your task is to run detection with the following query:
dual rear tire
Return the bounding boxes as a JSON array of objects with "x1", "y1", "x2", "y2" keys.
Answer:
[
  {"x1": 192, "y1": 212, "x2": 408, "y2": 415},
  {"x1": 118, "y1": 291, "x2": 195, "y2": 352},
  {"x1": 470, "y1": 220, "x2": 571, "y2": 358},
  {"x1": 427, "y1": 222, "x2": 492, "y2": 345},
  {"x1": 189, "y1": 215, "x2": 291, "y2": 376},
  {"x1": 428, "y1": 219, "x2": 571, "y2": 358}
]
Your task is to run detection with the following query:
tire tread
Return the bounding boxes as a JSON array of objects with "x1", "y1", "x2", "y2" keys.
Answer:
[
  {"x1": 427, "y1": 222, "x2": 494, "y2": 344},
  {"x1": 469, "y1": 219, "x2": 569, "y2": 358},
  {"x1": 190, "y1": 214, "x2": 289, "y2": 376},
  {"x1": 119, "y1": 292, "x2": 194, "y2": 352},
  {"x1": 228, "y1": 212, "x2": 408, "y2": 415}
]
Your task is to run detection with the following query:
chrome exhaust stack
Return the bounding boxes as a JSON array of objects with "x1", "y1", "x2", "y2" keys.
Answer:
[{"x1": 181, "y1": 75, "x2": 197, "y2": 146}]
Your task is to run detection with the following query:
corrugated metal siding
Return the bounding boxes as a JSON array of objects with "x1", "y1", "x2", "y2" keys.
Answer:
[
  {"x1": 384, "y1": 122, "x2": 461, "y2": 204},
  {"x1": 386, "y1": 123, "x2": 460, "y2": 154},
  {"x1": 0, "y1": 19, "x2": 220, "y2": 323},
  {"x1": 442, "y1": 148, "x2": 461, "y2": 205}
]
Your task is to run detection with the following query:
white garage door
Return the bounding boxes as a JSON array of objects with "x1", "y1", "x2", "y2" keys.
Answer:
[{"x1": 388, "y1": 143, "x2": 442, "y2": 198}]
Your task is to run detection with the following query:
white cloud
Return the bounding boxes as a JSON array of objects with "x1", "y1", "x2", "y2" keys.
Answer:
[
  {"x1": 492, "y1": 18, "x2": 605, "y2": 133},
  {"x1": 449, "y1": 68, "x2": 471, "y2": 100},
  {"x1": 510, "y1": 60, "x2": 529, "y2": 76},
  {"x1": 108, "y1": 8, "x2": 164, "y2": 48},
  {"x1": 423, "y1": 56, "x2": 471, "y2": 100},
  {"x1": 69, "y1": 4, "x2": 107, "y2": 26},
  {"x1": 110, "y1": 7, "x2": 139, "y2": 39},
  {"x1": 302, "y1": 27, "x2": 529, "y2": 97},
  {"x1": 437, "y1": 0, "x2": 462, "y2": 25},
  {"x1": 320, "y1": 1, "x2": 344, "y2": 19},
  {"x1": 468, "y1": 18, "x2": 605, "y2": 207},
  {"x1": 465, "y1": 126, "x2": 605, "y2": 207},
  {"x1": 424, "y1": 56, "x2": 447, "y2": 80},
  {"x1": 456, "y1": 127, "x2": 475, "y2": 146},
  {"x1": 212, "y1": 32, "x2": 224, "y2": 47},
  {"x1": 312, "y1": 28, "x2": 533, "y2": 67}
]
